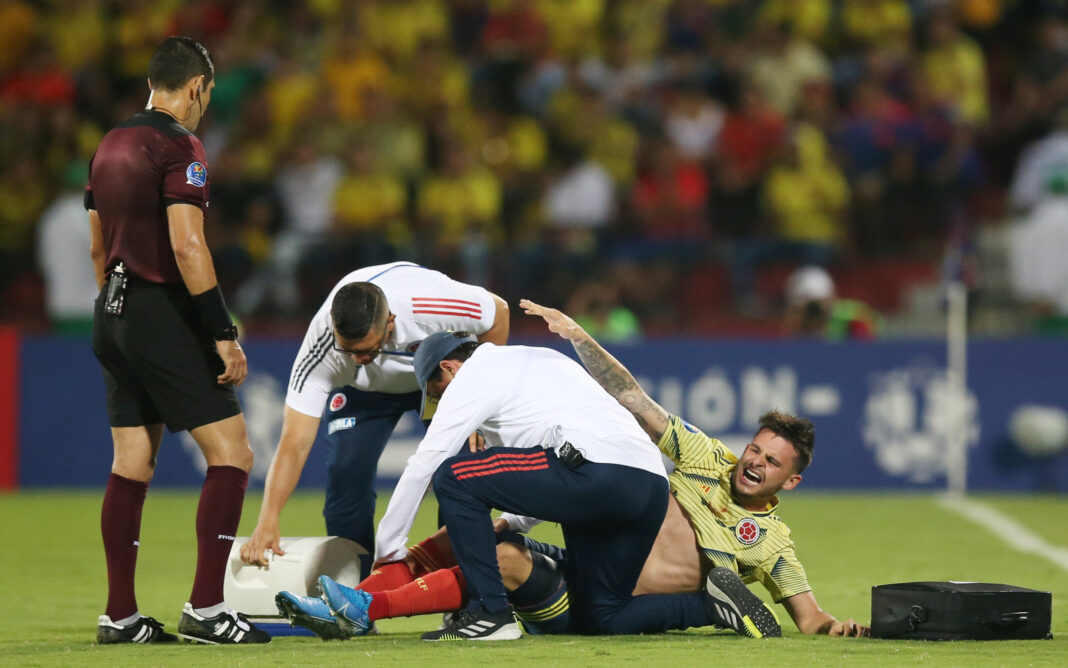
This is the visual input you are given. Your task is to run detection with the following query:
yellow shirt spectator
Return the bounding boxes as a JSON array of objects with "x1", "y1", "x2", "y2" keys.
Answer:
[
  {"x1": 323, "y1": 39, "x2": 390, "y2": 121},
  {"x1": 265, "y1": 62, "x2": 322, "y2": 143},
  {"x1": 115, "y1": 3, "x2": 179, "y2": 79},
  {"x1": 0, "y1": 0, "x2": 38, "y2": 74},
  {"x1": 394, "y1": 47, "x2": 471, "y2": 117},
  {"x1": 762, "y1": 125, "x2": 849, "y2": 245},
  {"x1": 590, "y1": 118, "x2": 640, "y2": 187},
  {"x1": 334, "y1": 174, "x2": 407, "y2": 232},
  {"x1": 842, "y1": 0, "x2": 911, "y2": 51},
  {"x1": 758, "y1": 0, "x2": 832, "y2": 47},
  {"x1": 508, "y1": 116, "x2": 549, "y2": 172},
  {"x1": 922, "y1": 15, "x2": 989, "y2": 126},
  {"x1": 45, "y1": 2, "x2": 105, "y2": 70},
  {"x1": 418, "y1": 162, "x2": 503, "y2": 246},
  {"x1": 613, "y1": 0, "x2": 670, "y2": 60},
  {"x1": 359, "y1": 0, "x2": 448, "y2": 64},
  {"x1": 746, "y1": 35, "x2": 831, "y2": 117},
  {"x1": 0, "y1": 160, "x2": 48, "y2": 253},
  {"x1": 536, "y1": 0, "x2": 605, "y2": 58},
  {"x1": 334, "y1": 172, "x2": 411, "y2": 249}
]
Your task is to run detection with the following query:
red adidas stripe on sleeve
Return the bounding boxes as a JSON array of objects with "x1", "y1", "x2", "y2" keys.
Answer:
[{"x1": 412, "y1": 297, "x2": 483, "y2": 319}]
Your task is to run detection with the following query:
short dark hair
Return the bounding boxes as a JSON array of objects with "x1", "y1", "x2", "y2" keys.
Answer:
[
  {"x1": 148, "y1": 36, "x2": 214, "y2": 92},
  {"x1": 427, "y1": 341, "x2": 482, "y2": 384},
  {"x1": 757, "y1": 411, "x2": 815, "y2": 473},
  {"x1": 331, "y1": 283, "x2": 388, "y2": 340}
]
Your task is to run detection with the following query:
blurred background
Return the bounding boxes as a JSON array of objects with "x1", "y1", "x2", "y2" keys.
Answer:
[
  {"x1": 8, "y1": 0, "x2": 1068, "y2": 339},
  {"x1": 3, "y1": 0, "x2": 1068, "y2": 492}
]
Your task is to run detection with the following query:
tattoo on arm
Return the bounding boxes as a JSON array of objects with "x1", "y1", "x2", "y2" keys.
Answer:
[
  {"x1": 573, "y1": 339, "x2": 640, "y2": 398},
  {"x1": 572, "y1": 338, "x2": 668, "y2": 435}
]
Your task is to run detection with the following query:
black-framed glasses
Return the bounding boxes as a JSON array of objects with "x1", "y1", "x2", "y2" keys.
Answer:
[{"x1": 333, "y1": 326, "x2": 390, "y2": 357}]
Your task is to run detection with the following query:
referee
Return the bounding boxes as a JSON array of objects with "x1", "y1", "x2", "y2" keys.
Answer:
[{"x1": 89, "y1": 37, "x2": 267, "y2": 645}]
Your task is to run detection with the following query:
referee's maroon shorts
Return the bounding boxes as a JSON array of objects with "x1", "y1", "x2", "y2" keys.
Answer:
[{"x1": 92, "y1": 277, "x2": 242, "y2": 433}]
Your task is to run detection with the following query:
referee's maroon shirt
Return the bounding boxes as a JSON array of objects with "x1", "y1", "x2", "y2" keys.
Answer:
[{"x1": 85, "y1": 110, "x2": 210, "y2": 284}]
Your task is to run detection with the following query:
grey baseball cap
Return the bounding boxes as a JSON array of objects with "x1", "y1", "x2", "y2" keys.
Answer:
[{"x1": 414, "y1": 330, "x2": 476, "y2": 420}]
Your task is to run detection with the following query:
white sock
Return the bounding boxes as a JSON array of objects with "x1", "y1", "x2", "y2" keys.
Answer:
[
  {"x1": 114, "y1": 612, "x2": 141, "y2": 627},
  {"x1": 193, "y1": 602, "x2": 228, "y2": 618}
]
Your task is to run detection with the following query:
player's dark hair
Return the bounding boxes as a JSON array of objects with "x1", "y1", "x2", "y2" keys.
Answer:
[
  {"x1": 427, "y1": 341, "x2": 483, "y2": 384},
  {"x1": 331, "y1": 283, "x2": 389, "y2": 340},
  {"x1": 757, "y1": 411, "x2": 814, "y2": 473},
  {"x1": 148, "y1": 36, "x2": 214, "y2": 92}
]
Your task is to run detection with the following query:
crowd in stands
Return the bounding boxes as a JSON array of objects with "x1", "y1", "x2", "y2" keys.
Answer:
[{"x1": 4, "y1": 0, "x2": 1068, "y2": 337}]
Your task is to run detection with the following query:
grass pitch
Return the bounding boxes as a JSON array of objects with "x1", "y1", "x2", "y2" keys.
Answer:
[{"x1": 1, "y1": 490, "x2": 1065, "y2": 667}]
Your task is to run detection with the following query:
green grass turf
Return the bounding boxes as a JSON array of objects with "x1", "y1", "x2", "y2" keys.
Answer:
[{"x1": 1, "y1": 490, "x2": 1065, "y2": 667}]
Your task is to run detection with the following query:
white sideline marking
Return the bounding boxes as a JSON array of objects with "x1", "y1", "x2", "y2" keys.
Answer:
[{"x1": 939, "y1": 495, "x2": 1068, "y2": 572}]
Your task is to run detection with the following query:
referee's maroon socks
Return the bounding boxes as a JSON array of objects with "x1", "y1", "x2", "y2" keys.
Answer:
[
  {"x1": 188, "y1": 465, "x2": 248, "y2": 609},
  {"x1": 101, "y1": 472, "x2": 149, "y2": 621}
]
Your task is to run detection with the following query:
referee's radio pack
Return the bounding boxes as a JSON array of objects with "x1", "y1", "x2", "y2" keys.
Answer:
[
  {"x1": 871, "y1": 581, "x2": 1052, "y2": 640},
  {"x1": 225, "y1": 536, "x2": 366, "y2": 636}
]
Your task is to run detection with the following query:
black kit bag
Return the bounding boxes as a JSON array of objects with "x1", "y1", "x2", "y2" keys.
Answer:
[{"x1": 871, "y1": 582, "x2": 1052, "y2": 640}]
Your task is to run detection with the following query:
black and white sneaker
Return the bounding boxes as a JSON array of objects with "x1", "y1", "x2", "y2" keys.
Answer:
[
  {"x1": 97, "y1": 614, "x2": 178, "y2": 644},
  {"x1": 421, "y1": 605, "x2": 521, "y2": 641},
  {"x1": 702, "y1": 567, "x2": 782, "y2": 639},
  {"x1": 177, "y1": 603, "x2": 271, "y2": 644}
]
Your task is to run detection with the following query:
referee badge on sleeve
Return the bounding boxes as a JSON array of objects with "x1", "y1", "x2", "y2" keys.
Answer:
[{"x1": 185, "y1": 162, "x2": 207, "y2": 187}]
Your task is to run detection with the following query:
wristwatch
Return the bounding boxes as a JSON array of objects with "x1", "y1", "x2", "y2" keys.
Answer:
[{"x1": 214, "y1": 324, "x2": 239, "y2": 341}]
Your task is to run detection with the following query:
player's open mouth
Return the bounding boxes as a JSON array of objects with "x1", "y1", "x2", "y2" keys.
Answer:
[{"x1": 742, "y1": 468, "x2": 762, "y2": 484}]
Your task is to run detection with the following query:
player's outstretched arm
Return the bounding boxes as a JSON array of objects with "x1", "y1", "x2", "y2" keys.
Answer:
[
  {"x1": 240, "y1": 407, "x2": 321, "y2": 567},
  {"x1": 520, "y1": 299, "x2": 669, "y2": 441},
  {"x1": 781, "y1": 591, "x2": 870, "y2": 637}
]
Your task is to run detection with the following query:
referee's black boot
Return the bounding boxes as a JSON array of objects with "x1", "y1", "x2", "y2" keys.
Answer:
[
  {"x1": 97, "y1": 614, "x2": 178, "y2": 644},
  {"x1": 702, "y1": 567, "x2": 783, "y2": 638},
  {"x1": 421, "y1": 603, "x2": 521, "y2": 641},
  {"x1": 177, "y1": 603, "x2": 271, "y2": 644}
]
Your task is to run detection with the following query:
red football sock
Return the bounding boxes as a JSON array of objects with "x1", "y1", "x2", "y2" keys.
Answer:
[
  {"x1": 368, "y1": 566, "x2": 466, "y2": 620},
  {"x1": 189, "y1": 465, "x2": 247, "y2": 609},
  {"x1": 101, "y1": 473, "x2": 148, "y2": 620},
  {"x1": 406, "y1": 535, "x2": 452, "y2": 575},
  {"x1": 357, "y1": 561, "x2": 415, "y2": 593}
]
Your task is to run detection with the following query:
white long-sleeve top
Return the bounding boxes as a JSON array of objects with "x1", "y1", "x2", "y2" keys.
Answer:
[
  {"x1": 284, "y1": 262, "x2": 497, "y2": 417},
  {"x1": 375, "y1": 343, "x2": 667, "y2": 562}
]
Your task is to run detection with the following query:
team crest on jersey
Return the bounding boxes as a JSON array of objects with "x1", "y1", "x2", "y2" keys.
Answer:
[
  {"x1": 186, "y1": 161, "x2": 207, "y2": 187},
  {"x1": 734, "y1": 518, "x2": 760, "y2": 545},
  {"x1": 329, "y1": 392, "x2": 347, "y2": 412}
]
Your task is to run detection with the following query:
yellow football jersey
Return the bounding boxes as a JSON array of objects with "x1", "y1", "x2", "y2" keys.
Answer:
[{"x1": 657, "y1": 415, "x2": 811, "y2": 602}]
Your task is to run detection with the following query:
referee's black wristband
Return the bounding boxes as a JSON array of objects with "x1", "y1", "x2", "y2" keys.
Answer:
[{"x1": 191, "y1": 285, "x2": 237, "y2": 340}]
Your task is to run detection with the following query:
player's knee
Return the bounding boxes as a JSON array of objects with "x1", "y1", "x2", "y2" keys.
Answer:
[
  {"x1": 496, "y1": 542, "x2": 533, "y2": 591},
  {"x1": 193, "y1": 415, "x2": 254, "y2": 471},
  {"x1": 110, "y1": 460, "x2": 155, "y2": 484},
  {"x1": 224, "y1": 441, "x2": 254, "y2": 472},
  {"x1": 202, "y1": 439, "x2": 253, "y2": 472}
]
